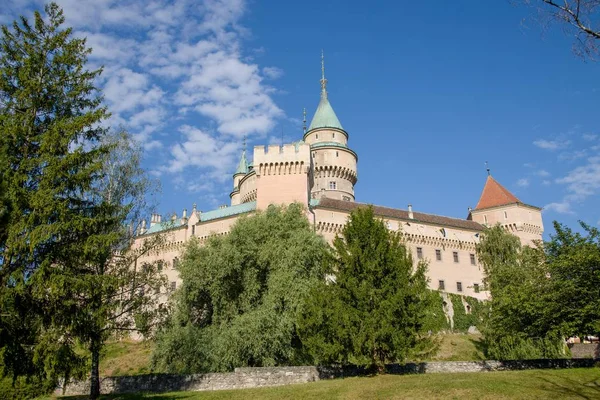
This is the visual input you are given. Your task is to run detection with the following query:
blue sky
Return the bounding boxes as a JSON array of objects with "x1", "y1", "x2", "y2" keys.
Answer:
[{"x1": 4, "y1": 0, "x2": 599, "y2": 238}]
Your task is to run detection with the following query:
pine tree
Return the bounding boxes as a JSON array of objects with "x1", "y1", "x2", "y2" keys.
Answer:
[
  {"x1": 0, "y1": 5, "x2": 165, "y2": 398},
  {"x1": 298, "y1": 206, "x2": 430, "y2": 369}
]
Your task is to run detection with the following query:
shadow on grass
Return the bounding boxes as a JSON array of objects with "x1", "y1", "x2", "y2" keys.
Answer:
[
  {"x1": 61, "y1": 394, "x2": 199, "y2": 400},
  {"x1": 468, "y1": 336, "x2": 487, "y2": 359},
  {"x1": 536, "y1": 373, "x2": 600, "y2": 400}
]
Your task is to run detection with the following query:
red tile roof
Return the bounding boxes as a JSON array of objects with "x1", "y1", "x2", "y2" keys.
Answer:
[
  {"x1": 315, "y1": 198, "x2": 484, "y2": 231},
  {"x1": 475, "y1": 176, "x2": 520, "y2": 210}
]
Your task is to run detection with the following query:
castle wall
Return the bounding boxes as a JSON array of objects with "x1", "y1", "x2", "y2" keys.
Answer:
[
  {"x1": 313, "y1": 207, "x2": 488, "y2": 300},
  {"x1": 238, "y1": 172, "x2": 257, "y2": 204},
  {"x1": 304, "y1": 127, "x2": 348, "y2": 146},
  {"x1": 254, "y1": 144, "x2": 311, "y2": 210},
  {"x1": 470, "y1": 203, "x2": 543, "y2": 247}
]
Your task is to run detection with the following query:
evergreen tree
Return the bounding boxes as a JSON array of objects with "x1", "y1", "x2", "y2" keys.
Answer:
[
  {"x1": 298, "y1": 206, "x2": 430, "y2": 369},
  {"x1": 152, "y1": 204, "x2": 330, "y2": 373},
  {"x1": 0, "y1": 6, "x2": 165, "y2": 398}
]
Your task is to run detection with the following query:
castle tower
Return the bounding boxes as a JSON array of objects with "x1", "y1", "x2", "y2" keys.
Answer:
[
  {"x1": 230, "y1": 147, "x2": 248, "y2": 206},
  {"x1": 254, "y1": 143, "x2": 311, "y2": 210},
  {"x1": 468, "y1": 174, "x2": 543, "y2": 246},
  {"x1": 304, "y1": 52, "x2": 358, "y2": 201}
]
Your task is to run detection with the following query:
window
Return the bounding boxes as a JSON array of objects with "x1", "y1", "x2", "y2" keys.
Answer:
[
  {"x1": 457, "y1": 281, "x2": 463, "y2": 292},
  {"x1": 332, "y1": 132, "x2": 335, "y2": 138},
  {"x1": 435, "y1": 249, "x2": 442, "y2": 261},
  {"x1": 316, "y1": 134, "x2": 319, "y2": 139},
  {"x1": 484, "y1": 215, "x2": 488, "y2": 224},
  {"x1": 173, "y1": 257, "x2": 179, "y2": 269},
  {"x1": 474, "y1": 283, "x2": 480, "y2": 293},
  {"x1": 157, "y1": 260, "x2": 163, "y2": 272},
  {"x1": 329, "y1": 181, "x2": 337, "y2": 190},
  {"x1": 192, "y1": 225, "x2": 195, "y2": 235},
  {"x1": 470, "y1": 253, "x2": 476, "y2": 265},
  {"x1": 336, "y1": 151, "x2": 339, "y2": 157},
  {"x1": 504, "y1": 211, "x2": 508, "y2": 220},
  {"x1": 438, "y1": 280, "x2": 445, "y2": 290},
  {"x1": 170, "y1": 281, "x2": 177, "y2": 291},
  {"x1": 416, "y1": 247, "x2": 423, "y2": 260},
  {"x1": 453, "y1": 251, "x2": 459, "y2": 263}
]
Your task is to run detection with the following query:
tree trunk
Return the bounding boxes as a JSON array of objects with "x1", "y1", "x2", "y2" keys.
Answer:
[{"x1": 90, "y1": 337, "x2": 101, "y2": 400}]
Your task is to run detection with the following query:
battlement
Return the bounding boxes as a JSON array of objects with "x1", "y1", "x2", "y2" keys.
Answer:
[{"x1": 254, "y1": 142, "x2": 311, "y2": 176}]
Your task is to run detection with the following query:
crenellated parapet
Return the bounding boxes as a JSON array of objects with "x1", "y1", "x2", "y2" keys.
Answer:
[
  {"x1": 254, "y1": 143, "x2": 311, "y2": 177},
  {"x1": 254, "y1": 143, "x2": 311, "y2": 209}
]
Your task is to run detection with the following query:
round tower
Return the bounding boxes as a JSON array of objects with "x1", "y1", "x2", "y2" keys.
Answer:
[{"x1": 304, "y1": 52, "x2": 358, "y2": 201}]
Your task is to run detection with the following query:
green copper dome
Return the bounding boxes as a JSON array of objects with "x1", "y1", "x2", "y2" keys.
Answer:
[
  {"x1": 308, "y1": 94, "x2": 343, "y2": 131},
  {"x1": 234, "y1": 149, "x2": 248, "y2": 176},
  {"x1": 308, "y1": 52, "x2": 343, "y2": 131}
]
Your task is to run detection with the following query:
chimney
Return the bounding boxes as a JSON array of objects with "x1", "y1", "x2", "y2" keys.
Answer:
[{"x1": 408, "y1": 204, "x2": 414, "y2": 220}]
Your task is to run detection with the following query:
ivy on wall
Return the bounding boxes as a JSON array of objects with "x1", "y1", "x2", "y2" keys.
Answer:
[{"x1": 424, "y1": 291, "x2": 485, "y2": 333}]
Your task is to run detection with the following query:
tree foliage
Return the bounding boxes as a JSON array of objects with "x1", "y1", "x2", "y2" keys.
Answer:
[
  {"x1": 476, "y1": 225, "x2": 566, "y2": 360},
  {"x1": 298, "y1": 206, "x2": 430, "y2": 369},
  {"x1": 152, "y1": 203, "x2": 330, "y2": 373},
  {"x1": 0, "y1": 5, "x2": 164, "y2": 398},
  {"x1": 545, "y1": 221, "x2": 600, "y2": 338}
]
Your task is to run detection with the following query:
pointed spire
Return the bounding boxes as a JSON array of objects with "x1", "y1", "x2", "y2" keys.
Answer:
[
  {"x1": 475, "y1": 175, "x2": 521, "y2": 210},
  {"x1": 234, "y1": 137, "x2": 248, "y2": 176},
  {"x1": 320, "y1": 49, "x2": 327, "y2": 99},
  {"x1": 302, "y1": 107, "x2": 307, "y2": 134},
  {"x1": 485, "y1": 161, "x2": 491, "y2": 176},
  {"x1": 308, "y1": 50, "x2": 343, "y2": 132}
]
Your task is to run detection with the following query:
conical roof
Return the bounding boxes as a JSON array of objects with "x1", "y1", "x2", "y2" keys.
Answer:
[
  {"x1": 308, "y1": 52, "x2": 343, "y2": 131},
  {"x1": 475, "y1": 175, "x2": 520, "y2": 210},
  {"x1": 234, "y1": 149, "x2": 248, "y2": 176},
  {"x1": 308, "y1": 93, "x2": 343, "y2": 131}
]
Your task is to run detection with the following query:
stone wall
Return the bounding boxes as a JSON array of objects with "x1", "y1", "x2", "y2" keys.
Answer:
[
  {"x1": 569, "y1": 343, "x2": 600, "y2": 359},
  {"x1": 57, "y1": 359, "x2": 599, "y2": 396}
]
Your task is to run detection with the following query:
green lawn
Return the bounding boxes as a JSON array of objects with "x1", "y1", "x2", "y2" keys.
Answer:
[{"x1": 59, "y1": 368, "x2": 600, "y2": 400}]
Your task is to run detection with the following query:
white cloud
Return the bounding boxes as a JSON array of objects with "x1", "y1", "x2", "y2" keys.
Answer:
[
  {"x1": 559, "y1": 149, "x2": 588, "y2": 161},
  {"x1": 544, "y1": 202, "x2": 574, "y2": 214},
  {"x1": 263, "y1": 66, "x2": 284, "y2": 80},
  {"x1": 583, "y1": 134, "x2": 597, "y2": 141},
  {"x1": 516, "y1": 178, "x2": 530, "y2": 187},
  {"x1": 535, "y1": 169, "x2": 551, "y2": 177},
  {"x1": 556, "y1": 156, "x2": 600, "y2": 201},
  {"x1": 533, "y1": 139, "x2": 571, "y2": 150},
  {"x1": 165, "y1": 125, "x2": 240, "y2": 181}
]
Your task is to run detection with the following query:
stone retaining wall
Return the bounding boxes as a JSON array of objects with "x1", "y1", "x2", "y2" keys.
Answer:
[
  {"x1": 569, "y1": 343, "x2": 600, "y2": 359},
  {"x1": 57, "y1": 359, "x2": 599, "y2": 396}
]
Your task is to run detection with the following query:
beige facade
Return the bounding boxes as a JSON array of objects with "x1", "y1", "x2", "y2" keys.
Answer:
[{"x1": 134, "y1": 67, "x2": 544, "y2": 303}]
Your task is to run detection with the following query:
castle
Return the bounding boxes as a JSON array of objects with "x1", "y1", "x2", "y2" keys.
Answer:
[{"x1": 135, "y1": 58, "x2": 544, "y2": 300}]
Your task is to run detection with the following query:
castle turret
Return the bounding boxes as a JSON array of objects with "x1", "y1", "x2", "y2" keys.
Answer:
[
  {"x1": 303, "y1": 52, "x2": 358, "y2": 202},
  {"x1": 230, "y1": 147, "x2": 249, "y2": 206},
  {"x1": 468, "y1": 174, "x2": 543, "y2": 246}
]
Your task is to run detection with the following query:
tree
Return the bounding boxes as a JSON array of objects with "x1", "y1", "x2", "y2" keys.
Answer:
[
  {"x1": 545, "y1": 221, "x2": 600, "y2": 339},
  {"x1": 152, "y1": 203, "x2": 330, "y2": 373},
  {"x1": 298, "y1": 206, "x2": 430, "y2": 370},
  {"x1": 0, "y1": 5, "x2": 165, "y2": 399},
  {"x1": 476, "y1": 225, "x2": 565, "y2": 360},
  {"x1": 523, "y1": 0, "x2": 600, "y2": 57}
]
